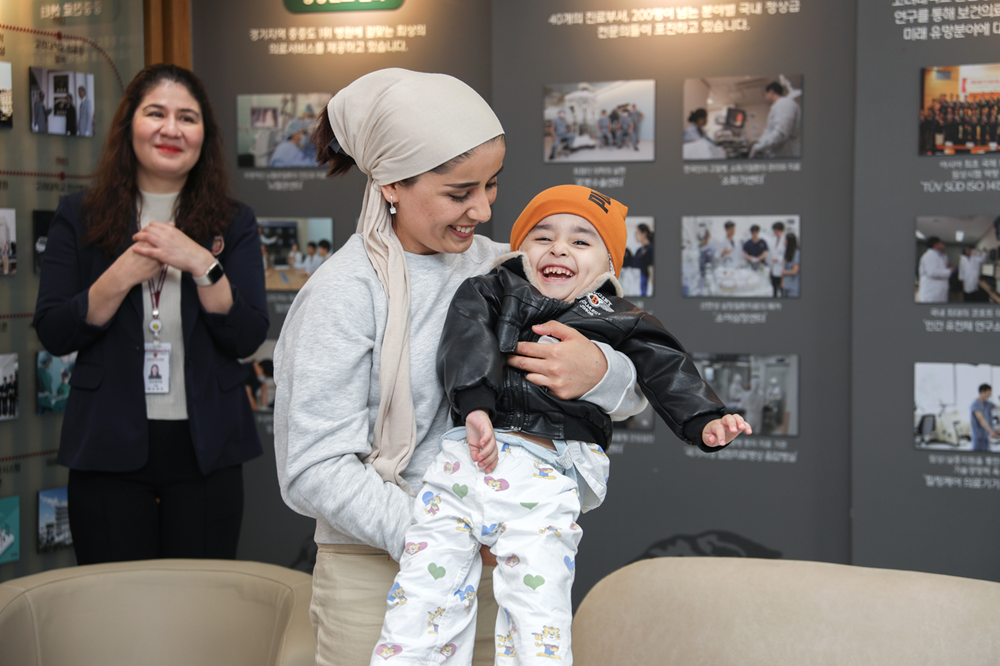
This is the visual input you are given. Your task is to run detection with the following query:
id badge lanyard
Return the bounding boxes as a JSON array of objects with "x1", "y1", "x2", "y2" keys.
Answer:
[
  {"x1": 145, "y1": 264, "x2": 172, "y2": 394},
  {"x1": 148, "y1": 264, "x2": 168, "y2": 339}
]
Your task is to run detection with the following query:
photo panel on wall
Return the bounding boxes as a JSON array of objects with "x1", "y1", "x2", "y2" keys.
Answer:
[
  {"x1": 682, "y1": 215, "x2": 800, "y2": 298},
  {"x1": 236, "y1": 93, "x2": 331, "y2": 168},
  {"x1": 0, "y1": 353, "x2": 19, "y2": 421},
  {"x1": 621, "y1": 216, "x2": 654, "y2": 298},
  {"x1": 0, "y1": 61, "x2": 12, "y2": 129},
  {"x1": 0, "y1": 208, "x2": 14, "y2": 276},
  {"x1": 683, "y1": 74, "x2": 802, "y2": 161},
  {"x1": 915, "y1": 362, "x2": 1000, "y2": 453},
  {"x1": 920, "y1": 63, "x2": 1000, "y2": 156},
  {"x1": 258, "y1": 217, "x2": 334, "y2": 291},
  {"x1": 242, "y1": 339, "x2": 277, "y2": 413},
  {"x1": 33, "y1": 210, "x2": 55, "y2": 275},
  {"x1": 37, "y1": 351, "x2": 77, "y2": 415},
  {"x1": 28, "y1": 67, "x2": 95, "y2": 137},
  {"x1": 0, "y1": 495, "x2": 20, "y2": 565},
  {"x1": 691, "y1": 353, "x2": 799, "y2": 437},
  {"x1": 543, "y1": 80, "x2": 654, "y2": 163},
  {"x1": 915, "y1": 216, "x2": 1000, "y2": 304},
  {"x1": 37, "y1": 487, "x2": 71, "y2": 554}
]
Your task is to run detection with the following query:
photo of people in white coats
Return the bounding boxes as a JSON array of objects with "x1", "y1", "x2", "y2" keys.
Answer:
[
  {"x1": 28, "y1": 67, "x2": 95, "y2": 136},
  {"x1": 543, "y1": 80, "x2": 654, "y2": 162},
  {"x1": 915, "y1": 216, "x2": 999, "y2": 304},
  {"x1": 683, "y1": 74, "x2": 802, "y2": 160}
]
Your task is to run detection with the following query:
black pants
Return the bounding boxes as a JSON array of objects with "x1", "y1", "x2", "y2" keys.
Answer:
[
  {"x1": 68, "y1": 420, "x2": 243, "y2": 565},
  {"x1": 771, "y1": 274, "x2": 783, "y2": 298}
]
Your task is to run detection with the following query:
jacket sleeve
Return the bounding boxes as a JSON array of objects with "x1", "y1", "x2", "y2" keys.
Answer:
[
  {"x1": 616, "y1": 313, "x2": 728, "y2": 452},
  {"x1": 33, "y1": 195, "x2": 114, "y2": 356},
  {"x1": 436, "y1": 274, "x2": 505, "y2": 421},
  {"x1": 200, "y1": 205, "x2": 269, "y2": 359}
]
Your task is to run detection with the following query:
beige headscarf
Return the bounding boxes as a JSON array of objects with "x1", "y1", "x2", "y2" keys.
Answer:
[{"x1": 327, "y1": 68, "x2": 504, "y2": 495}]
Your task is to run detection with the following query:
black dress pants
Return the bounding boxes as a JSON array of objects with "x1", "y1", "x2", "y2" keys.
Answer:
[{"x1": 68, "y1": 420, "x2": 243, "y2": 565}]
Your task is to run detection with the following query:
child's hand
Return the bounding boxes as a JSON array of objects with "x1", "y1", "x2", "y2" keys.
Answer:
[
  {"x1": 701, "y1": 414, "x2": 752, "y2": 447},
  {"x1": 466, "y1": 409, "x2": 498, "y2": 473}
]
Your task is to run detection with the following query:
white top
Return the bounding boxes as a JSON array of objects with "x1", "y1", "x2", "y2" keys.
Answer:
[
  {"x1": 917, "y1": 248, "x2": 952, "y2": 303},
  {"x1": 273, "y1": 234, "x2": 643, "y2": 560},
  {"x1": 139, "y1": 190, "x2": 188, "y2": 420},
  {"x1": 960, "y1": 253, "x2": 986, "y2": 294}
]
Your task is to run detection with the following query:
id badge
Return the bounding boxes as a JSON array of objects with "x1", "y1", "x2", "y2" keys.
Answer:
[{"x1": 144, "y1": 342, "x2": 171, "y2": 394}]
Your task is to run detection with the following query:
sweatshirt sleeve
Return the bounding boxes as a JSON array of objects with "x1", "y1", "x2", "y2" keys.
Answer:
[{"x1": 272, "y1": 264, "x2": 414, "y2": 561}]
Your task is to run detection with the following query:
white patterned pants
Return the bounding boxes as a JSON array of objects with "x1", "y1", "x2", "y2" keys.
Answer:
[{"x1": 370, "y1": 432, "x2": 584, "y2": 665}]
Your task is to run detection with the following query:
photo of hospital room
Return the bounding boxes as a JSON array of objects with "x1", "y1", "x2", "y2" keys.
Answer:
[
  {"x1": 258, "y1": 217, "x2": 333, "y2": 291},
  {"x1": 542, "y1": 79, "x2": 654, "y2": 163},
  {"x1": 236, "y1": 93, "x2": 330, "y2": 168},
  {"x1": 683, "y1": 74, "x2": 802, "y2": 160},
  {"x1": 914, "y1": 216, "x2": 1000, "y2": 304},
  {"x1": 919, "y1": 63, "x2": 1000, "y2": 156},
  {"x1": 691, "y1": 354, "x2": 799, "y2": 437},
  {"x1": 682, "y1": 215, "x2": 801, "y2": 298},
  {"x1": 915, "y1": 362, "x2": 1000, "y2": 452}
]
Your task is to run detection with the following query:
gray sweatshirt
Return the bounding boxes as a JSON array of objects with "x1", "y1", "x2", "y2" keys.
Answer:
[{"x1": 273, "y1": 234, "x2": 641, "y2": 561}]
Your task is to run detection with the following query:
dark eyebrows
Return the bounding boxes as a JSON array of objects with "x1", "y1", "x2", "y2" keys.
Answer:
[
  {"x1": 142, "y1": 103, "x2": 201, "y2": 118},
  {"x1": 445, "y1": 166, "x2": 504, "y2": 189}
]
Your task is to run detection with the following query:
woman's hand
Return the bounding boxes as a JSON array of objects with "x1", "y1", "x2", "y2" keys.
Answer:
[
  {"x1": 506, "y1": 321, "x2": 608, "y2": 400},
  {"x1": 85, "y1": 244, "x2": 164, "y2": 326},
  {"x1": 702, "y1": 414, "x2": 752, "y2": 447},
  {"x1": 132, "y1": 220, "x2": 215, "y2": 277}
]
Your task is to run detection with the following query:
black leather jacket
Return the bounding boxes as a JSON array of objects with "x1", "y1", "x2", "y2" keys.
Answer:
[{"x1": 437, "y1": 255, "x2": 728, "y2": 452}]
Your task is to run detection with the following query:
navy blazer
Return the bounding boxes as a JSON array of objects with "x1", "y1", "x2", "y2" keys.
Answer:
[{"x1": 33, "y1": 191, "x2": 269, "y2": 475}]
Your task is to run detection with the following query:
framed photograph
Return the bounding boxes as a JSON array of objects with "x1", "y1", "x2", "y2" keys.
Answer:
[
  {"x1": 242, "y1": 339, "x2": 277, "y2": 413},
  {"x1": 683, "y1": 74, "x2": 802, "y2": 160},
  {"x1": 0, "y1": 496, "x2": 20, "y2": 564},
  {"x1": 28, "y1": 67, "x2": 95, "y2": 137},
  {"x1": 915, "y1": 362, "x2": 1000, "y2": 452},
  {"x1": 0, "y1": 208, "x2": 15, "y2": 276},
  {"x1": 0, "y1": 61, "x2": 12, "y2": 129},
  {"x1": 38, "y1": 487, "x2": 72, "y2": 553},
  {"x1": 915, "y1": 216, "x2": 998, "y2": 304},
  {"x1": 543, "y1": 80, "x2": 655, "y2": 163},
  {"x1": 235, "y1": 93, "x2": 331, "y2": 168},
  {"x1": 682, "y1": 215, "x2": 801, "y2": 298},
  {"x1": 33, "y1": 210, "x2": 55, "y2": 275},
  {"x1": 620, "y1": 217, "x2": 655, "y2": 298},
  {"x1": 920, "y1": 63, "x2": 1000, "y2": 156},
  {"x1": 0, "y1": 353, "x2": 18, "y2": 421},
  {"x1": 37, "y1": 351, "x2": 77, "y2": 415},
  {"x1": 258, "y1": 217, "x2": 333, "y2": 291},
  {"x1": 691, "y1": 353, "x2": 799, "y2": 436}
]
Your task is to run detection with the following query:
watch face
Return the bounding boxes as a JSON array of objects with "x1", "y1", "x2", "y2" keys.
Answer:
[{"x1": 207, "y1": 262, "x2": 224, "y2": 283}]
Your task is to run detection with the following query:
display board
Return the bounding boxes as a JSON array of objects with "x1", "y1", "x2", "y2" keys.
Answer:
[
  {"x1": 491, "y1": 0, "x2": 856, "y2": 606},
  {"x1": 852, "y1": 2, "x2": 1000, "y2": 580},
  {"x1": 191, "y1": 0, "x2": 494, "y2": 570},
  {"x1": 0, "y1": 1, "x2": 145, "y2": 580}
]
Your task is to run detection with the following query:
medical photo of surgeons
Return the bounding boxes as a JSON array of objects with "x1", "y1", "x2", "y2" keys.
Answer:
[
  {"x1": 915, "y1": 362, "x2": 1000, "y2": 452},
  {"x1": 683, "y1": 74, "x2": 802, "y2": 160},
  {"x1": 914, "y1": 216, "x2": 1000, "y2": 304},
  {"x1": 543, "y1": 80, "x2": 654, "y2": 163},
  {"x1": 682, "y1": 215, "x2": 801, "y2": 298},
  {"x1": 236, "y1": 93, "x2": 330, "y2": 168},
  {"x1": 692, "y1": 353, "x2": 799, "y2": 437},
  {"x1": 920, "y1": 64, "x2": 1000, "y2": 156}
]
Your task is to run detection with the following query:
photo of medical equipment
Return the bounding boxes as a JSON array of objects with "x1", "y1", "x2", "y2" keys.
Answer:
[
  {"x1": 692, "y1": 354, "x2": 799, "y2": 436},
  {"x1": 914, "y1": 362, "x2": 1000, "y2": 451}
]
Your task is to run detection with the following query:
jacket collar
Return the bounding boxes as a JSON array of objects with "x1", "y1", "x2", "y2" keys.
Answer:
[{"x1": 493, "y1": 251, "x2": 624, "y2": 299}]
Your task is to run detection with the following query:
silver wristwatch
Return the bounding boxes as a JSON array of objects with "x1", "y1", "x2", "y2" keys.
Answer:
[{"x1": 193, "y1": 261, "x2": 225, "y2": 287}]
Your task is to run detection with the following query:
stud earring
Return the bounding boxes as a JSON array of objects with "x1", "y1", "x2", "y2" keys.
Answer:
[{"x1": 389, "y1": 195, "x2": 397, "y2": 215}]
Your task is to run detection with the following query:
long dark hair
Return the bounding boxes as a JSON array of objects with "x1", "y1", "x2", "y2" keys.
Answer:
[
  {"x1": 637, "y1": 223, "x2": 654, "y2": 245},
  {"x1": 784, "y1": 232, "x2": 798, "y2": 263},
  {"x1": 82, "y1": 64, "x2": 232, "y2": 254}
]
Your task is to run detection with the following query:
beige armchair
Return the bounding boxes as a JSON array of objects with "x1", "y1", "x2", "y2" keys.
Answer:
[
  {"x1": 0, "y1": 559, "x2": 315, "y2": 666},
  {"x1": 574, "y1": 557, "x2": 1000, "y2": 665}
]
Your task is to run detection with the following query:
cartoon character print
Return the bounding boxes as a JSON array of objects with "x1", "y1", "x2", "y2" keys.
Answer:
[
  {"x1": 532, "y1": 462, "x2": 557, "y2": 480},
  {"x1": 569, "y1": 522, "x2": 580, "y2": 531},
  {"x1": 482, "y1": 522, "x2": 507, "y2": 538},
  {"x1": 403, "y1": 541, "x2": 428, "y2": 556},
  {"x1": 587, "y1": 443, "x2": 608, "y2": 458},
  {"x1": 539, "y1": 525, "x2": 562, "y2": 538},
  {"x1": 427, "y1": 607, "x2": 445, "y2": 634},
  {"x1": 453, "y1": 584, "x2": 476, "y2": 613},
  {"x1": 533, "y1": 626, "x2": 562, "y2": 659},
  {"x1": 504, "y1": 554, "x2": 521, "y2": 568},
  {"x1": 422, "y1": 490, "x2": 442, "y2": 516},
  {"x1": 456, "y1": 517, "x2": 474, "y2": 534},
  {"x1": 500, "y1": 441, "x2": 512, "y2": 453},
  {"x1": 439, "y1": 644, "x2": 457, "y2": 659},
  {"x1": 387, "y1": 581, "x2": 407, "y2": 607},
  {"x1": 443, "y1": 460, "x2": 461, "y2": 474},
  {"x1": 497, "y1": 607, "x2": 518, "y2": 658},
  {"x1": 484, "y1": 476, "x2": 510, "y2": 491},
  {"x1": 375, "y1": 643, "x2": 403, "y2": 660}
]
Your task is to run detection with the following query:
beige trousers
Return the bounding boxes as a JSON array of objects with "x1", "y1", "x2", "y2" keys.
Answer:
[{"x1": 311, "y1": 543, "x2": 498, "y2": 666}]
